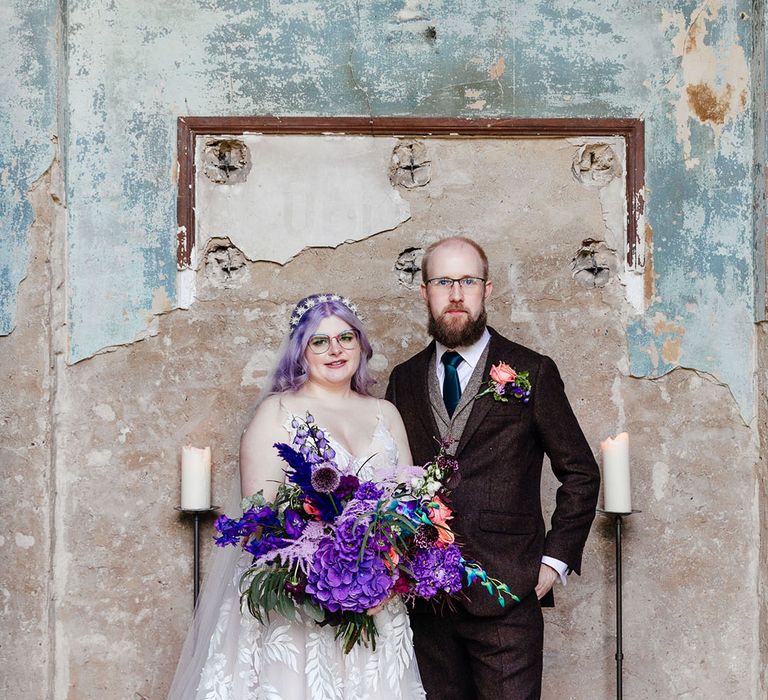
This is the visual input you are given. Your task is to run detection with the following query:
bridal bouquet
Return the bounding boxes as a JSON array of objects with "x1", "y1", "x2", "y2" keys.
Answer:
[{"x1": 214, "y1": 413, "x2": 518, "y2": 652}]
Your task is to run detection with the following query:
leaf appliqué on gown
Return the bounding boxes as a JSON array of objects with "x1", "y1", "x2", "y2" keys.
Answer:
[{"x1": 191, "y1": 411, "x2": 425, "y2": 699}]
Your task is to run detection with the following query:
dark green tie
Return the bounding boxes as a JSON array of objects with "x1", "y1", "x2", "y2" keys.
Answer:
[{"x1": 441, "y1": 351, "x2": 463, "y2": 418}]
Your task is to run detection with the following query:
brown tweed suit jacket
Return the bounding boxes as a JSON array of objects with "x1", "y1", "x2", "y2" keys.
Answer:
[{"x1": 386, "y1": 327, "x2": 600, "y2": 615}]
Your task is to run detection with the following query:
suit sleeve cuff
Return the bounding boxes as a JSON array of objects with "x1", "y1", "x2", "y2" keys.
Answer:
[{"x1": 541, "y1": 556, "x2": 569, "y2": 586}]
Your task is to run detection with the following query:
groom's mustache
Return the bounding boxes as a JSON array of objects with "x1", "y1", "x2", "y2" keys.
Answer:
[{"x1": 442, "y1": 304, "x2": 469, "y2": 315}]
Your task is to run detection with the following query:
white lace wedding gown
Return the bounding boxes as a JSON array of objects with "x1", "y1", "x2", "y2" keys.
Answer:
[{"x1": 173, "y1": 406, "x2": 425, "y2": 700}]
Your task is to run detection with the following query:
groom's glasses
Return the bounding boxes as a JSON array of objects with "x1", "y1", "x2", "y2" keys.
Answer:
[
  {"x1": 425, "y1": 277, "x2": 487, "y2": 291},
  {"x1": 307, "y1": 329, "x2": 359, "y2": 354}
]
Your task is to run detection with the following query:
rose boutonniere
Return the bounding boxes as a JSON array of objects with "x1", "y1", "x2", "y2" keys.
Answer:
[{"x1": 476, "y1": 362, "x2": 532, "y2": 404}]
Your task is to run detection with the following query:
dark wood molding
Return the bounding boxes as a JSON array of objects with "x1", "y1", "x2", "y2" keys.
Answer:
[{"x1": 176, "y1": 116, "x2": 645, "y2": 268}]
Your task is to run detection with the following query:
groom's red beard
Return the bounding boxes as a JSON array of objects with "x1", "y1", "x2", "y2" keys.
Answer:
[{"x1": 428, "y1": 304, "x2": 487, "y2": 348}]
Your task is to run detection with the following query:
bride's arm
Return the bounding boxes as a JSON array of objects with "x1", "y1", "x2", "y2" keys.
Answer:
[
  {"x1": 380, "y1": 399, "x2": 413, "y2": 466},
  {"x1": 240, "y1": 394, "x2": 288, "y2": 500}
]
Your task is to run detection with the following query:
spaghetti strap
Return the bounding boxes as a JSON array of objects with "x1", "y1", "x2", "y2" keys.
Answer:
[{"x1": 278, "y1": 396, "x2": 296, "y2": 437}]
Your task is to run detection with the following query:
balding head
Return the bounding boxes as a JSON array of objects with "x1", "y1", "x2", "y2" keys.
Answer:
[{"x1": 421, "y1": 236, "x2": 489, "y2": 284}]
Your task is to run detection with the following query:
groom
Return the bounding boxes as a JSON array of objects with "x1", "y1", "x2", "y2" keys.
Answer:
[{"x1": 386, "y1": 236, "x2": 600, "y2": 699}]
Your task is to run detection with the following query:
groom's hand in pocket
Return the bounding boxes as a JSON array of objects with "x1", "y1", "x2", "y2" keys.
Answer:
[{"x1": 535, "y1": 563, "x2": 558, "y2": 600}]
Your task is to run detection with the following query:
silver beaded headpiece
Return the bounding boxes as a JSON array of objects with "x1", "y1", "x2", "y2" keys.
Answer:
[{"x1": 289, "y1": 293, "x2": 361, "y2": 334}]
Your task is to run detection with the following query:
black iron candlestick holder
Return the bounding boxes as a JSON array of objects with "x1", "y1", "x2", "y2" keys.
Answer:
[
  {"x1": 176, "y1": 506, "x2": 219, "y2": 608},
  {"x1": 599, "y1": 509, "x2": 640, "y2": 700}
]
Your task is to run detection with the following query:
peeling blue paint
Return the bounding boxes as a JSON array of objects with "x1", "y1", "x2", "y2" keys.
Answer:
[
  {"x1": 52, "y1": 0, "x2": 761, "y2": 419},
  {"x1": 0, "y1": 1, "x2": 57, "y2": 334},
  {"x1": 629, "y1": 0, "x2": 757, "y2": 417}
]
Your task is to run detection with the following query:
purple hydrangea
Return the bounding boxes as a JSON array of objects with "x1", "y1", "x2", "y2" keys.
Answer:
[
  {"x1": 306, "y1": 537, "x2": 397, "y2": 613},
  {"x1": 333, "y1": 500, "x2": 373, "y2": 562},
  {"x1": 409, "y1": 544, "x2": 464, "y2": 599}
]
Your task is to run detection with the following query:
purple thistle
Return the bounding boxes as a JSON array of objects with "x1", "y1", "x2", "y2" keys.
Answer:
[{"x1": 311, "y1": 463, "x2": 341, "y2": 493}]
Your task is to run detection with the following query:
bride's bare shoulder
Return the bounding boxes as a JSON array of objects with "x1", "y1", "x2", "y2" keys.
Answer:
[
  {"x1": 379, "y1": 397, "x2": 405, "y2": 422},
  {"x1": 243, "y1": 393, "x2": 286, "y2": 435}
]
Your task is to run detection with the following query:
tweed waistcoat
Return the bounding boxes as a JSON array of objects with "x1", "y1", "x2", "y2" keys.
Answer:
[{"x1": 427, "y1": 342, "x2": 491, "y2": 454}]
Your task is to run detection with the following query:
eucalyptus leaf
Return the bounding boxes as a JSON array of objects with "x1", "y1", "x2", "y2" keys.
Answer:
[{"x1": 302, "y1": 602, "x2": 326, "y2": 623}]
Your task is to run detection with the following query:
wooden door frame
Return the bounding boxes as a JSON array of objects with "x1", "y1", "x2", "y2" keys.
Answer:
[{"x1": 176, "y1": 116, "x2": 644, "y2": 268}]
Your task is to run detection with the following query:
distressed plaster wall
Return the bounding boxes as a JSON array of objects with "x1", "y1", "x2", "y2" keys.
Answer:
[
  {"x1": 0, "y1": 165, "x2": 59, "y2": 700},
  {"x1": 1, "y1": 1, "x2": 766, "y2": 698},
  {"x1": 0, "y1": 0, "x2": 57, "y2": 334},
  {"x1": 55, "y1": 0, "x2": 760, "y2": 419}
]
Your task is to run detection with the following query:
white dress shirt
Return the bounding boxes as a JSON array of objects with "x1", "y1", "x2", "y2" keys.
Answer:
[{"x1": 434, "y1": 328, "x2": 569, "y2": 586}]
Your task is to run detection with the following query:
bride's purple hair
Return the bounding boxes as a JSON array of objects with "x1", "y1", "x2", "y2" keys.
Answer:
[{"x1": 269, "y1": 300, "x2": 375, "y2": 395}]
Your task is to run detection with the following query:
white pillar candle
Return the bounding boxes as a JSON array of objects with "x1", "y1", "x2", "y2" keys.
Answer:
[
  {"x1": 181, "y1": 445, "x2": 212, "y2": 510},
  {"x1": 600, "y1": 432, "x2": 631, "y2": 513}
]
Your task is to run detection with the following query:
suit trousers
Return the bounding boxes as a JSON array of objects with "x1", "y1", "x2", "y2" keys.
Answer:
[{"x1": 410, "y1": 593, "x2": 543, "y2": 700}]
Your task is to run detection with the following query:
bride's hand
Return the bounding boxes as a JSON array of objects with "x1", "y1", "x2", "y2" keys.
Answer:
[{"x1": 366, "y1": 592, "x2": 396, "y2": 616}]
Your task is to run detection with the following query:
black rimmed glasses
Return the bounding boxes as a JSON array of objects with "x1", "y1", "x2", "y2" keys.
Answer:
[
  {"x1": 306, "y1": 329, "x2": 359, "y2": 354},
  {"x1": 425, "y1": 277, "x2": 487, "y2": 291}
]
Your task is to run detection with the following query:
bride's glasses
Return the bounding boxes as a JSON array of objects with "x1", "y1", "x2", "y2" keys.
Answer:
[{"x1": 307, "y1": 329, "x2": 359, "y2": 354}]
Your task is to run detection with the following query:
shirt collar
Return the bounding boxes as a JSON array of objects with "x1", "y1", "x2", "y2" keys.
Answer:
[{"x1": 435, "y1": 327, "x2": 491, "y2": 370}]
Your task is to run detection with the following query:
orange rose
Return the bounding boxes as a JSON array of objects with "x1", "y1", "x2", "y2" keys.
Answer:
[
  {"x1": 436, "y1": 527, "x2": 455, "y2": 546},
  {"x1": 427, "y1": 496, "x2": 453, "y2": 527},
  {"x1": 490, "y1": 361, "x2": 517, "y2": 385},
  {"x1": 303, "y1": 500, "x2": 321, "y2": 519},
  {"x1": 427, "y1": 496, "x2": 456, "y2": 546},
  {"x1": 384, "y1": 546, "x2": 400, "y2": 571}
]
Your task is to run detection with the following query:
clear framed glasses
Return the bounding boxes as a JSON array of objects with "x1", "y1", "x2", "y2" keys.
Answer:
[
  {"x1": 425, "y1": 276, "x2": 487, "y2": 291},
  {"x1": 307, "y1": 329, "x2": 359, "y2": 354}
]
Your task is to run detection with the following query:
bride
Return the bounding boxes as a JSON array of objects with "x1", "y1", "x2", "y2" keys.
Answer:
[{"x1": 168, "y1": 294, "x2": 426, "y2": 699}]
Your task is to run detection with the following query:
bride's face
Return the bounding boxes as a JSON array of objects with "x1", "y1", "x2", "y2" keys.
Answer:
[{"x1": 304, "y1": 314, "x2": 361, "y2": 387}]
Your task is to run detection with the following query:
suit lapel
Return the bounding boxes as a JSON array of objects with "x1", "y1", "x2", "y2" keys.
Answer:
[
  {"x1": 411, "y1": 341, "x2": 442, "y2": 447},
  {"x1": 456, "y1": 329, "x2": 511, "y2": 456}
]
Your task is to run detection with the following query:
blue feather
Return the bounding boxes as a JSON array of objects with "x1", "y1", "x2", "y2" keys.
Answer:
[
  {"x1": 273, "y1": 442, "x2": 342, "y2": 522},
  {"x1": 273, "y1": 442, "x2": 312, "y2": 490}
]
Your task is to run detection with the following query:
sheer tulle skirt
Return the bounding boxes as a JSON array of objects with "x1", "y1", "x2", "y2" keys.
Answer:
[
  {"x1": 180, "y1": 553, "x2": 424, "y2": 700},
  {"x1": 168, "y1": 409, "x2": 425, "y2": 699}
]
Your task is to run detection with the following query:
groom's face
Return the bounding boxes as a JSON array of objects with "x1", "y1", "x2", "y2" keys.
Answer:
[{"x1": 420, "y1": 241, "x2": 493, "y2": 348}]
